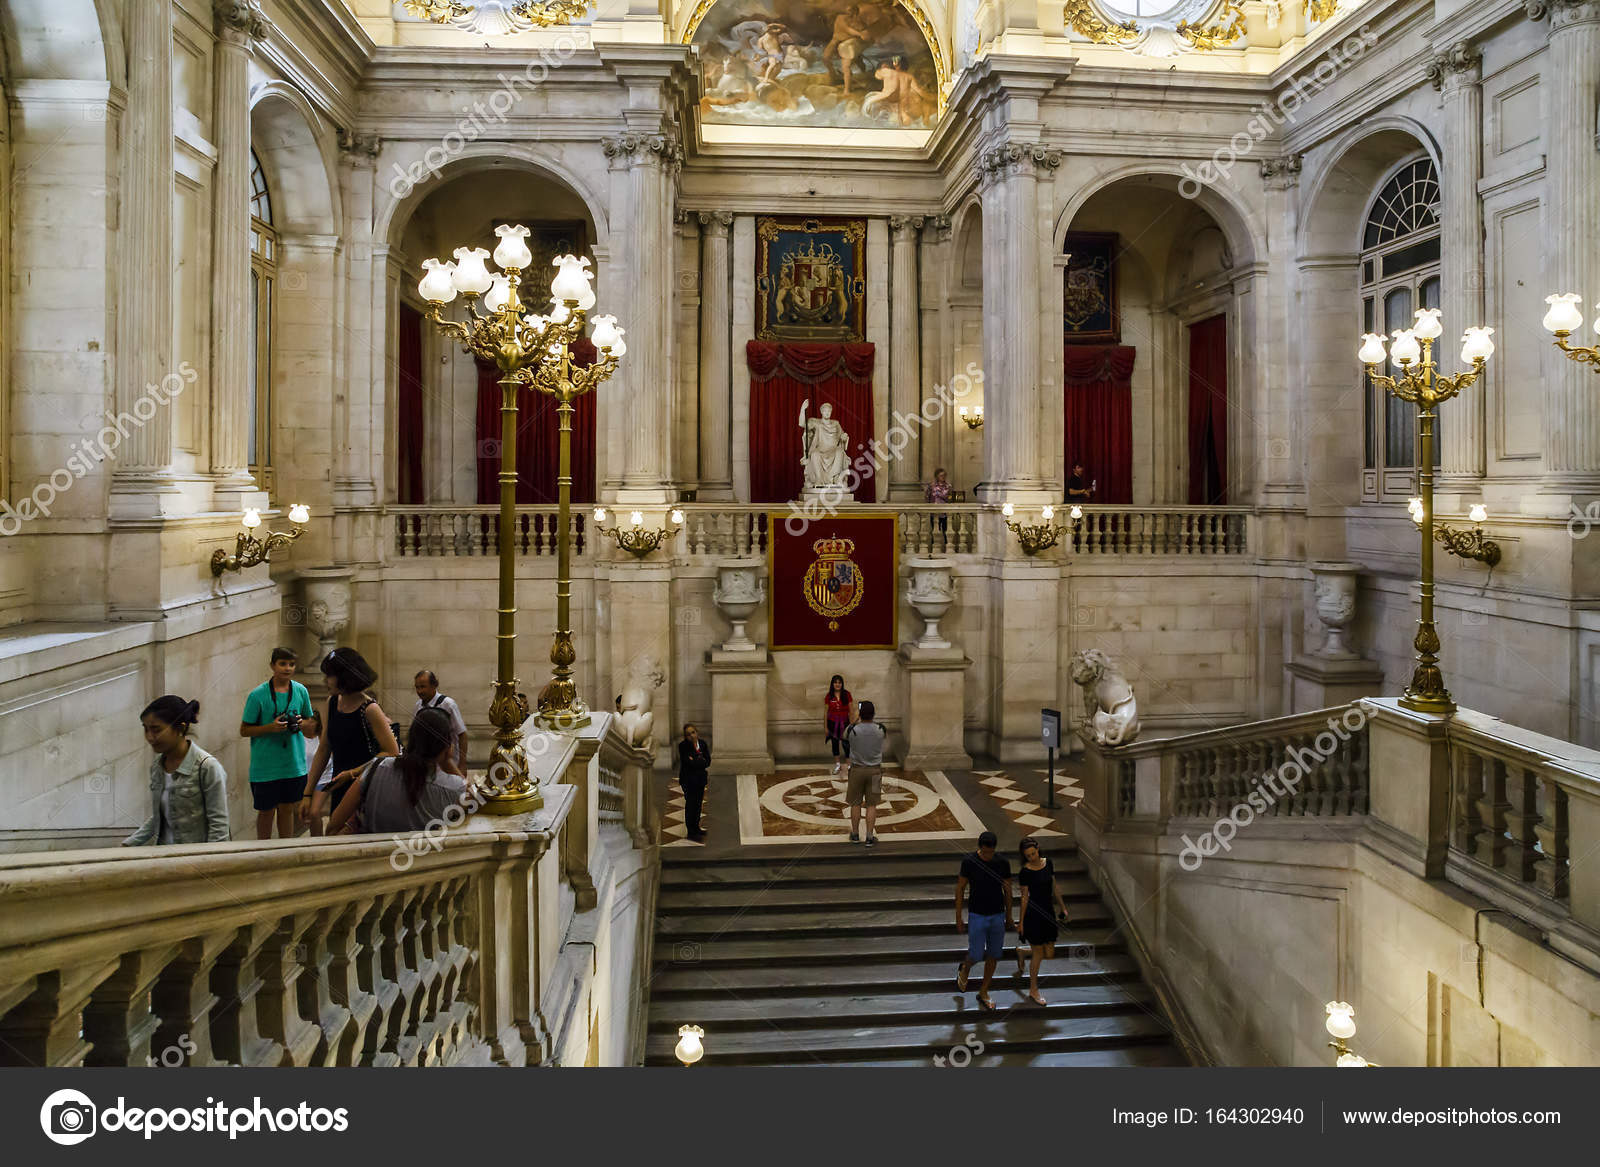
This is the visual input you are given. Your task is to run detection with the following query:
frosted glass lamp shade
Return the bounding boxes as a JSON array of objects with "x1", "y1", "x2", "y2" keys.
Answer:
[{"x1": 493, "y1": 223, "x2": 533, "y2": 272}]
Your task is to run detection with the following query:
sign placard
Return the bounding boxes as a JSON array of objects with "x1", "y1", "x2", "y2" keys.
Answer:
[{"x1": 1041, "y1": 708, "x2": 1062, "y2": 749}]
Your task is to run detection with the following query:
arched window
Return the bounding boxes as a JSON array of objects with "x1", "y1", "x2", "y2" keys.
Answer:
[
  {"x1": 1361, "y1": 158, "x2": 1440, "y2": 502},
  {"x1": 249, "y1": 150, "x2": 276, "y2": 488}
]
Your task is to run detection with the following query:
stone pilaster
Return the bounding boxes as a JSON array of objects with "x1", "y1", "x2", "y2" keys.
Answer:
[
  {"x1": 1538, "y1": 0, "x2": 1600, "y2": 485},
  {"x1": 1427, "y1": 41, "x2": 1487, "y2": 488},
  {"x1": 209, "y1": 1, "x2": 270, "y2": 502},
  {"x1": 976, "y1": 141, "x2": 1060, "y2": 501},
  {"x1": 1258, "y1": 156, "x2": 1305, "y2": 513},
  {"x1": 338, "y1": 130, "x2": 382, "y2": 531},
  {"x1": 920, "y1": 215, "x2": 953, "y2": 486},
  {"x1": 605, "y1": 133, "x2": 683, "y2": 503},
  {"x1": 888, "y1": 214, "x2": 925, "y2": 500},
  {"x1": 697, "y1": 211, "x2": 734, "y2": 500},
  {"x1": 110, "y1": 0, "x2": 177, "y2": 514}
]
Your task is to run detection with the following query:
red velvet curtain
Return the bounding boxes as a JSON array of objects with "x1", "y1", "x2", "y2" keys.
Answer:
[
  {"x1": 475, "y1": 338, "x2": 597, "y2": 505},
  {"x1": 1062, "y1": 344, "x2": 1135, "y2": 505},
  {"x1": 397, "y1": 304, "x2": 425, "y2": 504},
  {"x1": 1187, "y1": 315, "x2": 1228, "y2": 505},
  {"x1": 747, "y1": 341, "x2": 876, "y2": 504}
]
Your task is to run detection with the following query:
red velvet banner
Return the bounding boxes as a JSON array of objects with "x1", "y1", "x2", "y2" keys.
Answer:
[
  {"x1": 747, "y1": 341, "x2": 876, "y2": 504},
  {"x1": 769, "y1": 512, "x2": 897, "y2": 650},
  {"x1": 397, "y1": 304, "x2": 425, "y2": 504}
]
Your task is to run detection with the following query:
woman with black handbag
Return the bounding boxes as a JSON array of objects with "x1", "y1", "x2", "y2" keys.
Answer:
[{"x1": 301, "y1": 647, "x2": 399, "y2": 835}]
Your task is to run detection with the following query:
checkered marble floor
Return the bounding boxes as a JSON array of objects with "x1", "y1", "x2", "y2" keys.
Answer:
[
  {"x1": 660, "y1": 785, "x2": 706, "y2": 848},
  {"x1": 973, "y1": 769, "x2": 1079, "y2": 836}
]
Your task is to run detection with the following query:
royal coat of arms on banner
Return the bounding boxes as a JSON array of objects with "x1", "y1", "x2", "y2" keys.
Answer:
[
  {"x1": 1063, "y1": 231, "x2": 1120, "y2": 344},
  {"x1": 769, "y1": 513, "x2": 896, "y2": 649},
  {"x1": 757, "y1": 216, "x2": 867, "y2": 341}
]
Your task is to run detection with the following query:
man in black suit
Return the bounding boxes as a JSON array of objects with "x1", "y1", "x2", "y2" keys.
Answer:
[{"x1": 677, "y1": 723, "x2": 712, "y2": 841}]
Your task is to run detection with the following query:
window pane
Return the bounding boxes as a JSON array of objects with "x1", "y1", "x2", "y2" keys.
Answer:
[
  {"x1": 248, "y1": 271, "x2": 259, "y2": 466},
  {"x1": 1363, "y1": 297, "x2": 1376, "y2": 470},
  {"x1": 1381, "y1": 236, "x2": 1441, "y2": 279},
  {"x1": 1383, "y1": 288, "x2": 1413, "y2": 468}
]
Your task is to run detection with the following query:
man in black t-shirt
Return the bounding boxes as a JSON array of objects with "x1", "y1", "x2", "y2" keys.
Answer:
[{"x1": 955, "y1": 830, "x2": 1013, "y2": 1011}]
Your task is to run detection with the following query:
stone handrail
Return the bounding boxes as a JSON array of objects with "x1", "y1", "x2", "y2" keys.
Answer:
[
  {"x1": 391, "y1": 506, "x2": 589, "y2": 559},
  {"x1": 1442, "y1": 708, "x2": 1600, "y2": 949},
  {"x1": 1079, "y1": 704, "x2": 1370, "y2": 831},
  {"x1": 1073, "y1": 506, "x2": 1249, "y2": 556}
]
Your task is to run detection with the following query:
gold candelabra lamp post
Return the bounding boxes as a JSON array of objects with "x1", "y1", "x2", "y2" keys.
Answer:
[
  {"x1": 593, "y1": 507, "x2": 683, "y2": 559},
  {"x1": 418, "y1": 228, "x2": 624, "y2": 814},
  {"x1": 1002, "y1": 502, "x2": 1082, "y2": 556},
  {"x1": 211, "y1": 505, "x2": 310, "y2": 575},
  {"x1": 1541, "y1": 293, "x2": 1600, "y2": 370},
  {"x1": 1359, "y1": 309, "x2": 1495, "y2": 715}
]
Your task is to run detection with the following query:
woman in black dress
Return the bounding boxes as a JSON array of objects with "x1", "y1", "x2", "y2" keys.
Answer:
[{"x1": 1015, "y1": 836, "x2": 1070, "y2": 1006}]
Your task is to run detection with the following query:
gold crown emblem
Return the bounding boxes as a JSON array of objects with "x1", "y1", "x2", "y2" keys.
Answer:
[{"x1": 812, "y1": 537, "x2": 856, "y2": 559}]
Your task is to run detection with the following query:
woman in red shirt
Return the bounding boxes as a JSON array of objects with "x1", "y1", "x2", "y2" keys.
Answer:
[{"x1": 825, "y1": 674, "x2": 854, "y2": 774}]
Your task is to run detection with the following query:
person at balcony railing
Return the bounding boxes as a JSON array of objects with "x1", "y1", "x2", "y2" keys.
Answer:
[
  {"x1": 924, "y1": 467, "x2": 954, "y2": 505},
  {"x1": 302, "y1": 648, "x2": 399, "y2": 837},
  {"x1": 124, "y1": 696, "x2": 230, "y2": 846},
  {"x1": 1014, "y1": 836, "x2": 1070, "y2": 1007},
  {"x1": 328, "y1": 707, "x2": 468, "y2": 835},
  {"x1": 1067, "y1": 461, "x2": 1095, "y2": 502}
]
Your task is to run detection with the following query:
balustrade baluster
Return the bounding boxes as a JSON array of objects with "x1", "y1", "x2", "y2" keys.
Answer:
[
  {"x1": 1454, "y1": 748, "x2": 1484, "y2": 855},
  {"x1": 254, "y1": 915, "x2": 322, "y2": 1067},
  {"x1": 0, "y1": 961, "x2": 120, "y2": 1066},
  {"x1": 84, "y1": 944, "x2": 179, "y2": 1066},
  {"x1": 1503, "y1": 765, "x2": 1541, "y2": 883},
  {"x1": 1533, "y1": 778, "x2": 1570, "y2": 901},
  {"x1": 210, "y1": 922, "x2": 289, "y2": 1067},
  {"x1": 320, "y1": 899, "x2": 375, "y2": 1066},
  {"x1": 1473, "y1": 758, "x2": 1511, "y2": 869},
  {"x1": 148, "y1": 930, "x2": 235, "y2": 1068},
  {"x1": 295, "y1": 904, "x2": 357, "y2": 1066},
  {"x1": 354, "y1": 896, "x2": 402, "y2": 1066}
]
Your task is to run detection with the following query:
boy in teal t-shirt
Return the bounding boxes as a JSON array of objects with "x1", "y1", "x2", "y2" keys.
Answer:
[{"x1": 239, "y1": 648, "x2": 318, "y2": 839}]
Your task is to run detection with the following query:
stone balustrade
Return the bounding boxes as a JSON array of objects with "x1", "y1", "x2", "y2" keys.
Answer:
[
  {"x1": 392, "y1": 507, "x2": 589, "y2": 559},
  {"x1": 1073, "y1": 506, "x2": 1249, "y2": 556},
  {"x1": 0, "y1": 714, "x2": 662, "y2": 1068}
]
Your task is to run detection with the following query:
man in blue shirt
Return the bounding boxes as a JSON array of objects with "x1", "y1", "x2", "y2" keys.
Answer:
[{"x1": 239, "y1": 647, "x2": 319, "y2": 839}]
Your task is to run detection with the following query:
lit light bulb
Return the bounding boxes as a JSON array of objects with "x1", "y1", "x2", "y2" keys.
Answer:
[
  {"x1": 1412, "y1": 307, "x2": 1443, "y2": 341},
  {"x1": 629, "y1": 511, "x2": 643, "y2": 527},
  {"x1": 418, "y1": 257, "x2": 458, "y2": 304},
  {"x1": 1389, "y1": 329, "x2": 1421, "y2": 367},
  {"x1": 288, "y1": 504, "x2": 310, "y2": 525},
  {"x1": 974, "y1": 405, "x2": 983, "y2": 419},
  {"x1": 1407, "y1": 497, "x2": 1424, "y2": 526},
  {"x1": 1542, "y1": 293, "x2": 1584, "y2": 335},
  {"x1": 1336, "y1": 1053, "x2": 1369, "y2": 1068},
  {"x1": 492, "y1": 223, "x2": 533, "y2": 272},
  {"x1": 669, "y1": 509, "x2": 684, "y2": 525},
  {"x1": 1469, "y1": 503, "x2": 1487, "y2": 524},
  {"x1": 593, "y1": 507, "x2": 607, "y2": 523},
  {"x1": 450, "y1": 246, "x2": 493, "y2": 296},
  {"x1": 1041, "y1": 505, "x2": 1055, "y2": 521},
  {"x1": 242, "y1": 508, "x2": 262, "y2": 529},
  {"x1": 483, "y1": 273, "x2": 512, "y2": 315},
  {"x1": 1002, "y1": 503, "x2": 1015, "y2": 517},
  {"x1": 1069, "y1": 504, "x2": 1083, "y2": 520},
  {"x1": 1324, "y1": 1001, "x2": 1357, "y2": 1041},
  {"x1": 674, "y1": 1024, "x2": 705, "y2": 1067},
  {"x1": 1460, "y1": 326, "x2": 1495, "y2": 365},
  {"x1": 1357, "y1": 332, "x2": 1387, "y2": 365},
  {"x1": 958, "y1": 406, "x2": 969, "y2": 418}
]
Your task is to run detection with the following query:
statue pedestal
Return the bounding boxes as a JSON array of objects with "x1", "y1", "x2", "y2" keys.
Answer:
[
  {"x1": 897, "y1": 643, "x2": 973, "y2": 772},
  {"x1": 1287, "y1": 657, "x2": 1386, "y2": 712},
  {"x1": 706, "y1": 649, "x2": 775, "y2": 775}
]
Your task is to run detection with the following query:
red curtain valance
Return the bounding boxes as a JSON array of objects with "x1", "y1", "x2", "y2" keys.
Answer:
[
  {"x1": 1062, "y1": 344, "x2": 1137, "y2": 385},
  {"x1": 747, "y1": 341, "x2": 876, "y2": 505},
  {"x1": 475, "y1": 337, "x2": 598, "y2": 505}
]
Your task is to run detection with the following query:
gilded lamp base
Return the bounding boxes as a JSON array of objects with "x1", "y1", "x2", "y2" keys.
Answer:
[{"x1": 478, "y1": 681, "x2": 543, "y2": 816}]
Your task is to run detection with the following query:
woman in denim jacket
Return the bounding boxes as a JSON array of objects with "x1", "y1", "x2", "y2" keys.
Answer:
[{"x1": 124, "y1": 695, "x2": 230, "y2": 846}]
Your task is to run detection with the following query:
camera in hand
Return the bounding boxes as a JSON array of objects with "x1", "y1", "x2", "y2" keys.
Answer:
[{"x1": 285, "y1": 712, "x2": 301, "y2": 733}]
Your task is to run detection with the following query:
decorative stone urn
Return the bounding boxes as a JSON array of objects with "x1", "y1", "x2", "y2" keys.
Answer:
[
  {"x1": 904, "y1": 556, "x2": 956, "y2": 649},
  {"x1": 300, "y1": 570, "x2": 354, "y2": 670},
  {"x1": 1309, "y1": 561, "x2": 1362, "y2": 660},
  {"x1": 712, "y1": 557, "x2": 765, "y2": 652}
]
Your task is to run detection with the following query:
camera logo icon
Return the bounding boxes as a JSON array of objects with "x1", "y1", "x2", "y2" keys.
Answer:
[{"x1": 40, "y1": 1088, "x2": 97, "y2": 1145}]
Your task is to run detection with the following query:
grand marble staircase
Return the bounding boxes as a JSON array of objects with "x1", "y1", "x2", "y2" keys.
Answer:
[{"x1": 644, "y1": 847, "x2": 1188, "y2": 1066}]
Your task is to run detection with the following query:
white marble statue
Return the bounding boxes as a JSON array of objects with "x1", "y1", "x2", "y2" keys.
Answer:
[
  {"x1": 1070, "y1": 649, "x2": 1140, "y2": 746},
  {"x1": 617, "y1": 655, "x2": 666, "y2": 750},
  {"x1": 798, "y1": 399, "x2": 851, "y2": 493}
]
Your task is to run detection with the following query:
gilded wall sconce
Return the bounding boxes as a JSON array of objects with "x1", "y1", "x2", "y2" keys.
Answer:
[{"x1": 211, "y1": 505, "x2": 310, "y2": 576}]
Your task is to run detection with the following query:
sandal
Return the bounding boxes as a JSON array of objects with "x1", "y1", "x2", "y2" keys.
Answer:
[
  {"x1": 978, "y1": 993, "x2": 996, "y2": 1012},
  {"x1": 1029, "y1": 992, "x2": 1048, "y2": 1007},
  {"x1": 956, "y1": 965, "x2": 970, "y2": 992}
]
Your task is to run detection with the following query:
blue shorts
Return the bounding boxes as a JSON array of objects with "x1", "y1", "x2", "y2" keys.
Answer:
[{"x1": 966, "y1": 912, "x2": 1005, "y2": 964}]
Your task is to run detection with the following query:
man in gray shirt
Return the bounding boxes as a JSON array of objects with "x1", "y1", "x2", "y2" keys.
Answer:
[{"x1": 844, "y1": 700, "x2": 887, "y2": 846}]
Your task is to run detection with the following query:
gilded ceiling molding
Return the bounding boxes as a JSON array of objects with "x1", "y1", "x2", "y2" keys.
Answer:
[
  {"x1": 1064, "y1": 0, "x2": 1141, "y2": 43},
  {"x1": 402, "y1": 0, "x2": 595, "y2": 31},
  {"x1": 1307, "y1": 0, "x2": 1339, "y2": 21},
  {"x1": 1177, "y1": 1, "x2": 1247, "y2": 49}
]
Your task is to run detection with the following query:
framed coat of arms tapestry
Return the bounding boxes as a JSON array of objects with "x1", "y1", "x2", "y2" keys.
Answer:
[
  {"x1": 757, "y1": 216, "x2": 867, "y2": 342},
  {"x1": 1063, "y1": 231, "x2": 1120, "y2": 344}
]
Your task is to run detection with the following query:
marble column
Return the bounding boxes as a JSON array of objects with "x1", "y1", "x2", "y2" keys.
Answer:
[
  {"x1": 1429, "y1": 42, "x2": 1487, "y2": 487},
  {"x1": 605, "y1": 133, "x2": 681, "y2": 504},
  {"x1": 697, "y1": 210, "x2": 734, "y2": 500},
  {"x1": 209, "y1": 1, "x2": 269, "y2": 502},
  {"x1": 976, "y1": 142, "x2": 1060, "y2": 501},
  {"x1": 889, "y1": 215, "x2": 924, "y2": 500},
  {"x1": 1541, "y1": 0, "x2": 1600, "y2": 484},
  {"x1": 338, "y1": 131, "x2": 381, "y2": 514},
  {"x1": 920, "y1": 216, "x2": 952, "y2": 486},
  {"x1": 110, "y1": 0, "x2": 177, "y2": 511},
  {"x1": 1257, "y1": 156, "x2": 1306, "y2": 512}
]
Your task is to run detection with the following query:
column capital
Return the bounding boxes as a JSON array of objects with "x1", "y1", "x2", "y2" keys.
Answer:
[
  {"x1": 336, "y1": 128, "x2": 382, "y2": 161},
  {"x1": 924, "y1": 214, "x2": 953, "y2": 242},
  {"x1": 1258, "y1": 154, "x2": 1302, "y2": 190},
  {"x1": 976, "y1": 142, "x2": 1062, "y2": 188},
  {"x1": 1526, "y1": 0, "x2": 1600, "y2": 25},
  {"x1": 695, "y1": 209, "x2": 734, "y2": 234},
  {"x1": 888, "y1": 214, "x2": 926, "y2": 239},
  {"x1": 602, "y1": 133, "x2": 685, "y2": 172},
  {"x1": 214, "y1": 0, "x2": 270, "y2": 41},
  {"x1": 1425, "y1": 41, "x2": 1482, "y2": 90}
]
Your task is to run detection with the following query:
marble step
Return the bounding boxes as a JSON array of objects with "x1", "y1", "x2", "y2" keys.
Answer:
[
  {"x1": 662, "y1": 851, "x2": 1079, "y2": 883},
  {"x1": 647, "y1": 982, "x2": 1157, "y2": 1032},
  {"x1": 659, "y1": 877, "x2": 1100, "y2": 913},
  {"x1": 800, "y1": 1045, "x2": 1192, "y2": 1068},
  {"x1": 649, "y1": 951, "x2": 1145, "y2": 997},
  {"x1": 655, "y1": 902, "x2": 1110, "y2": 941},
  {"x1": 652, "y1": 927, "x2": 1125, "y2": 969},
  {"x1": 642, "y1": 1011, "x2": 1174, "y2": 1066}
]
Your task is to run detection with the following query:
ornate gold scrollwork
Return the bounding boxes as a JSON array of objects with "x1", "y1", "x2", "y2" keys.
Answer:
[
  {"x1": 1177, "y1": 1, "x2": 1247, "y2": 49},
  {"x1": 1064, "y1": 0, "x2": 1142, "y2": 43}
]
